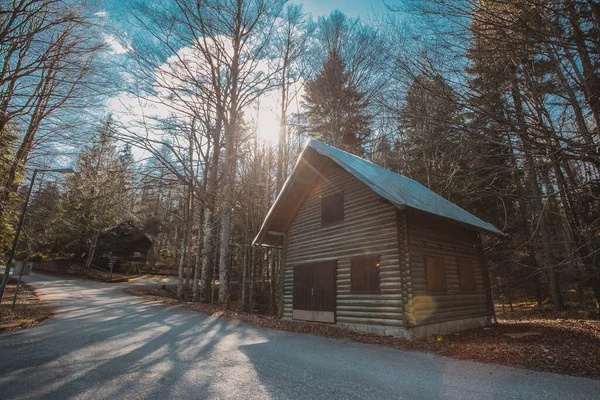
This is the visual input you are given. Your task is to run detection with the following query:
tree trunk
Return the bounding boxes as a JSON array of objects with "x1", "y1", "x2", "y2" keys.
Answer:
[
  {"x1": 199, "y1": 120, "x2": 221, "y2": 302},
  {"x1": 249, "y1": 245, "x2": 256, "y2": 313},
  {"x1": 590, "y1": 278, "x2": 600, "y2": 314},
  {"x1": 534, "y1": 272, "x2": 543, "y2": 310},
  {"x1": 509, "y1": 73, "x2": 564, "y2": 311},
  {"x1": 241, "y1": 244, "x2": 248, "y2": 311},
  {"x1": 276, "y1": 55, "x2": 288, "y2": 192},
  {"x1": 185, "y1": 191, "x2": 194, "y2": 293},
  {"x1": 218, "y1": 210, "x2": 231, "y2": 303},
  {"x1": 85, "y1": 234, "x2": 98, "y2": 268},
  {"x1": 241, "y1": 208, "x2": 250, "y2": 311},
  {"x1": 199, "y1": 206, "x2": 215, "y2": 302},
  {"x1": 192, "y1": 203, "x2": 204, "y2": 301},
  {"x1": 217, "y1": 107, "x2": 239, "y2": 303},
  {"x1": 177, "y1": 218, "x2": 188, "y2": 300}
]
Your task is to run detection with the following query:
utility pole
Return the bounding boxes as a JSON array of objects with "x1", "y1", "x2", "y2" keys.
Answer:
[{"x1": 0, "y1": 168, "x2": 74, "y2": 304}]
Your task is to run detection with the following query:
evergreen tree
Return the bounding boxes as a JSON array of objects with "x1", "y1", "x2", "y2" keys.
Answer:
[
  {"x1": 303, "y1": 50, "x2": 372, "y2": 154},
  {"x1": 61, "y1": 117, "x2": 132, "y2": 267},
  {"x1": 463, "y1": 0, "x2": 570, "y2": 311},
  {"x1": 399, "y1": 74, "x2": 461, "y2": 197},
  {"x1": 0, "y1": 123, "x2": 19, "y2": 260},
  {"x1": 22, "y1": 182, "x2": 61, "y2": 257}
]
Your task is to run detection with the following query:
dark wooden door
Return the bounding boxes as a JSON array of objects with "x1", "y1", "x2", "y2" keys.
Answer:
[
  {"x1": 293, "y1": 260, "x2": 336, "y2": 322},
  {"x1": 311, "y1": 260, "x2": 336, "y2": 312},
  {"x1": 293, "y1": 264, "x2": 313, "y2": 311}
]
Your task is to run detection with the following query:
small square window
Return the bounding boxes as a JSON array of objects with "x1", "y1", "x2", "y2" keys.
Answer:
[
  {"x1": 457, "y1": 258, "x2": 476, "y2": 291},
  {"x1": 425, "y1": 255, "x2": 447, "y2": 292},
  {"x1": 351, "y1": 255, "x2": 380, "y2": 293},
  {"x1": 321, "y1": 192, "x2": 344, "y2": 225}
]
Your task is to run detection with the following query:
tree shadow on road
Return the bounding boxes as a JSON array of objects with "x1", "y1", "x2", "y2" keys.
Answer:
[{"x1": 0, "y1": 277, "x2": 246, "y2": 399}]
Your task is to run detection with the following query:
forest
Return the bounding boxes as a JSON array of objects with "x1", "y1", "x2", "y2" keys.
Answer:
[{"x1": 1, "y1": 0, "x2": 599, "y2": 316}]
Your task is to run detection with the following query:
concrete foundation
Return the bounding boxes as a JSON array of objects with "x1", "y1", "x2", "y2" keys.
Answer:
[
  {"x1": 337, "y1": 322, "x2": 409, "y2": 338},
  {"x1": 282, "y1": 315, "x2": 492, "y2": 339},
  {"x1": 405, "y1": 315, "x2": 492, "y2": 339}
]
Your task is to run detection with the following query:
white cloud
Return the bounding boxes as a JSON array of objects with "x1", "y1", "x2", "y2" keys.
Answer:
[
  {"x1": 105, "y1": 37, "x2": 298, "y2": 159},
  {"x1": 103, "y1": 34, "x2": 130, "y2": 55},
  {"x1": 95, "y1": 10, "x2": 108, "y2": 18}
]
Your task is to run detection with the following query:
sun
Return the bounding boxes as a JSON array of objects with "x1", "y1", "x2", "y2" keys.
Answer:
[
  {"x1": 257, "y1": 111, "x2": 280, "y2": 145},
  {"x1": 255, "y1": 93, "x2": 281, "y2": 145}
]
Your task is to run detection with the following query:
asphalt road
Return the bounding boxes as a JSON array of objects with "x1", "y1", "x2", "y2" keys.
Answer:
[{"x1": 0, "y1": 273, "x2": 599, "y2": 400}]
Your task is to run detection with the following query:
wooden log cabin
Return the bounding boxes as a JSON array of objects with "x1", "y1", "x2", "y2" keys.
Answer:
[{"x1": 253, "y1": 140, "x2": 503, "y2": 338}]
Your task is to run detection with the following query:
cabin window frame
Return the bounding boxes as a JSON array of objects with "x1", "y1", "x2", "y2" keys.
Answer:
[
  {"x1": 424, "y1": 255, "x2": 447, "y2": 293},
  {"x1": 457, "y1": 257, "x2": 477, "y2": 292},
  {"x1": 320, "y1": 191, "x2": 344, "y2": 226},
  {"x1": 350, "y1": 255, "x2": 381, "y2": 293}
]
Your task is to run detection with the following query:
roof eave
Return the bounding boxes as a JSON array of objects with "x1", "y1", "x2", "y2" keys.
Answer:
[{"x1": 400, "y1": 205, "x2": 505, "y2": 236}]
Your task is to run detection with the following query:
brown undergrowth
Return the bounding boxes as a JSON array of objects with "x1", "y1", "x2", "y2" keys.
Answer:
[
  {"x1": 0, "y1": 274, "x2": 52, "y2": 332},
  {"x1": 124, "y1": 284, "x2": 600, "y2": 380}
]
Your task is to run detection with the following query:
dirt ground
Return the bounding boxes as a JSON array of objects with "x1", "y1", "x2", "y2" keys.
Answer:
[
  {"x1": 0, "y1": 274, "x2": 52, "y2": 332},
  {"x1": 125, "y1": 284, "x2": 600, "y2": 380}
]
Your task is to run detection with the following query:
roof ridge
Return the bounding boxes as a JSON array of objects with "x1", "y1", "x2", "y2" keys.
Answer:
[{"x1": 308, "y1": 139, "x2": 421, "y2": 184}]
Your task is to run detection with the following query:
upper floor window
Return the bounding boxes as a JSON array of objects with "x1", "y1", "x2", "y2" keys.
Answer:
[{"x1": 321, "y1": 191, "x2": 344, "y2": 225}]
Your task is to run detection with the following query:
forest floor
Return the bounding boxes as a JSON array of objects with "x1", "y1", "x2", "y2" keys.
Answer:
[
  {"x1": 125, "y1": 284, "x2": 600, "y2": 380},
  {"x1": 0, "y1": 274, "x2": 52, "y2": 332}
]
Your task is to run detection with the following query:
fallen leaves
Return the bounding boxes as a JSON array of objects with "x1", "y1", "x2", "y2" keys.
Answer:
[
  {"x1": 503, "y1": 332, "x2": 542, "y2": 339},
  {"x1": 0, "y1": 274, "x2": 52, "y2": 331}
]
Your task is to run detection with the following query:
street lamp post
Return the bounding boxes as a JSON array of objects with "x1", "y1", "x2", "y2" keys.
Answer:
[{"x1": 0, "y1": 168, "x2": 74, "y2": 305}]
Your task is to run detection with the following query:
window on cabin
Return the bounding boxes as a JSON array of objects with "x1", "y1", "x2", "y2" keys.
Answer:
[
  {"x1": 351, "y1": 255, "x2": 380, "y2": 293},
  {"x1": 457, "y1": 258, "x2": 476, "y2": 291},
  {"x1": 425, "y1": 255, "x2": 447, "y2": 292},
  {"x1": 321, "y1": 191, "x2": 344, "y2": 225}
]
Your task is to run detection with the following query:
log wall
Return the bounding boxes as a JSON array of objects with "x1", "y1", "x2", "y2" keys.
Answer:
[
  {"x1": 283, "y1": 164, "x2": 404, "y2": 330},
  {"x1": 405, "y1": 211, "x2": 491, "y2": 327}
]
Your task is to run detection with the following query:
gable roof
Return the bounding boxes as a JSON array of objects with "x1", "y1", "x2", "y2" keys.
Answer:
[{"x1": 254, "y1": 140, "x2": 503, "y2": 247}]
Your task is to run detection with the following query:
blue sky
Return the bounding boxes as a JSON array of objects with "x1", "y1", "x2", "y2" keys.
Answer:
[
  {"x1": 101, "y1": 0, "x2": 402, "y2": 22},
  {"x1": 99, "y1": 0, "x2": 404, "y2": 55},
  {"x1": 99, "y1": 0, "x2": 406, "y2": 56},
  {"x1": 298, "y1": 0, "x2": 401, "y2": 18}
]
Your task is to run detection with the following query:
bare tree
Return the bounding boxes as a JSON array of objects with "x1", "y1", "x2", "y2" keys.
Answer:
[
  {"x1": 1, "y1": 0, "x2": 106, "y2": 220},
  {"x1": 273, "y1": 4, "x2": 312, "y2": 191}
]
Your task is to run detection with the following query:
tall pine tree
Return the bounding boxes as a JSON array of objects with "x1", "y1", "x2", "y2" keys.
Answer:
[
  {"x1": 61, "y1": 117, "x2": 132, "y2": 267},
  {"x1": 303, "y1": 50, "x2": 372, "y2": 154}
]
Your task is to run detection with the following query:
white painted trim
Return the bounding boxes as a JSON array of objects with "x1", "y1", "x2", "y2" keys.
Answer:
[{"x1": 292, "y1": 309, "x2": 335, "y2": 324}]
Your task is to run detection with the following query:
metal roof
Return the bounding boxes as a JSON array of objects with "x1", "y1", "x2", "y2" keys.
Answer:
[
  {"x1": 309, "y1": 140, "x2": 503, "y2": 235},
  {"x1": 254, "y1": 140, "x2": 503, "y2": 246}
]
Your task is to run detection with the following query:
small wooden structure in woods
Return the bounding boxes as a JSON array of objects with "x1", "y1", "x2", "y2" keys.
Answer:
[
  {"x1": 254, "y1": 140, "x2": 503, "y2": 338},
  {"x1": 98, "y1": 221, "x2": 153, "y2": 262}
]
